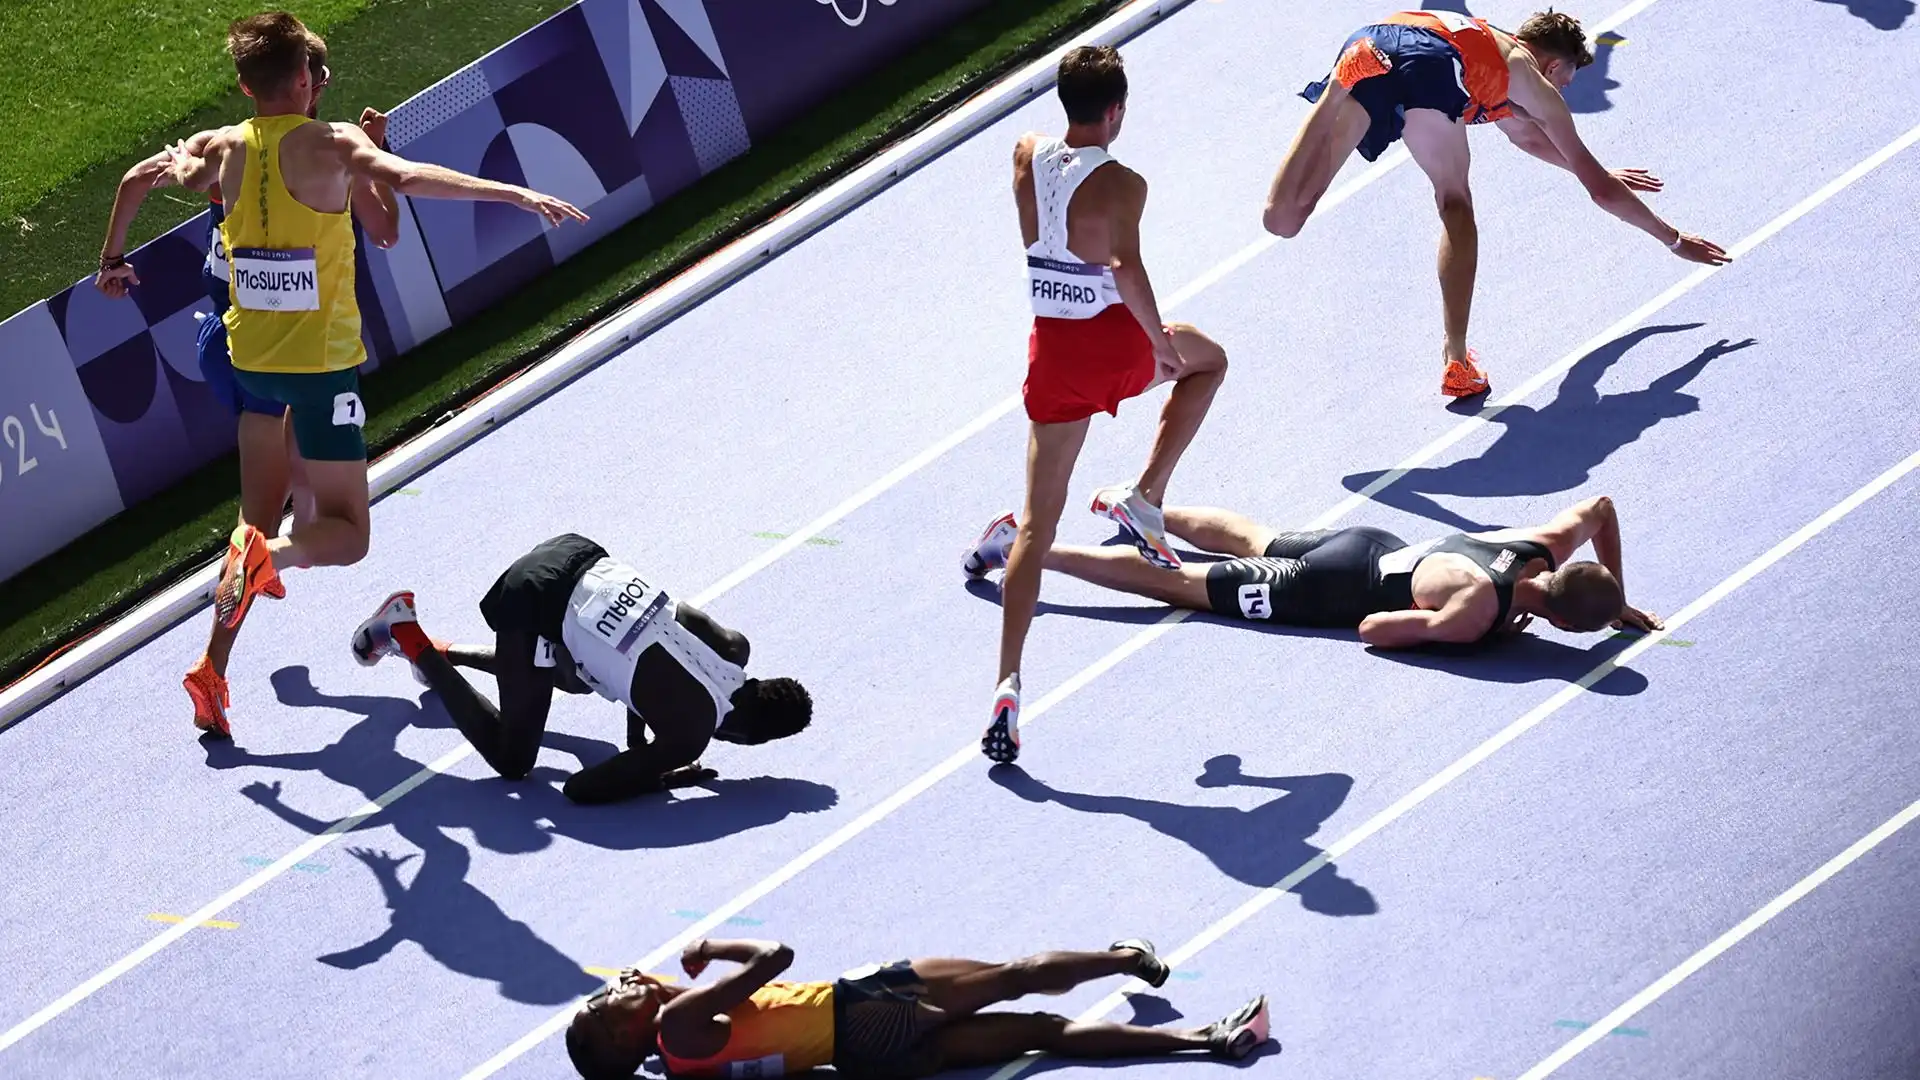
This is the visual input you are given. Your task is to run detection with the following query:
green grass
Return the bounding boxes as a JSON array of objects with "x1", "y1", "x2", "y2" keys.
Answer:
[
  {"x1": 0, "y1": 0, "x2": 1127, "y2": 689},
  {"x1": 0, "y1": 0, "x2": 580, "y2": 315},
  {"x1": 0, "y1": 1, "x2": 370, "y2": 222}
]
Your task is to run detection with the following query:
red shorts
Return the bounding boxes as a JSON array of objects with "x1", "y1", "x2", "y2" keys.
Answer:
[{"x1": 1023, "y1": 305, "x2": 1157, "y2": 425}]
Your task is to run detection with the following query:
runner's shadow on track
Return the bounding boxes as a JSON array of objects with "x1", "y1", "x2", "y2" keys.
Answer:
[
  {"x1": 991, "y1": 757, "x2": 1377, "y2": 917},
  {"x1": 202, "y1": 666, "x2": 836, "y2": 1004},
  {"x1": 1342, "y1": 325, "x2": 1755, "y2": 532},
  {"x1": 1369, "y1": 626, "x2": 1650, "y2": 690},
  {"x1": 963, "y1": 576, "x2": 1178, "y2": 625},
  {"x1": 1212, "y1": 616, "x2": 1650, "y2": 696},
  {"x1": 1816, "y1": 0, "x2": 1914, "y2": 28}
]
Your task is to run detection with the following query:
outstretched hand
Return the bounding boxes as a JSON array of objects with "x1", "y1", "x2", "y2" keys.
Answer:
[
  {"x1": 516, "y1": 187, "x2": 590, "y2": 227},
  {"x1": 1614, "y1": 604, "x2": 1663, "y2": 633},
  {"x1": 1671, "y1": 232, "x2": 1732, "y2": 265},
  {"x1": 1611, "y1": 167, "x2": 1663, "y2": 191}
]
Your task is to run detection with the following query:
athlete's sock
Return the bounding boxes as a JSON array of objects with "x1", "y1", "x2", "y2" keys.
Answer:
[{"x1": 390, "y1": 620, "x2": 435, "y2": 662}]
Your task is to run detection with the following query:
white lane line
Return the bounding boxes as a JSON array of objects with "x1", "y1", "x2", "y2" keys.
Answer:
[
  {"x1": 1516, "y1": 794, "x2": 1920, "y2": 1079},
  {"x1": 988, "y1": 441, "x2": 1920, "y2": 1080}
]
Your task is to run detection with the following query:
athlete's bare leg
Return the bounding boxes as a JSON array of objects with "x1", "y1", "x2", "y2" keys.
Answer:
[
  {"x1": 203, "y1": 410, "x2": 296, "y2": 678},
  {"x1": 1132, "y1": 323, "x2": 1228, "y2": 508},
  {"x1": 1160, "y1": 506, "x2": 1280, "y2": 558},
  {"x1": 932, "y1": 1012, "x2": 1219, "y2": 1068},
  {"x1": 910, "y1": 946, "x2": 1267, "y2": 1069},
  {"x1": 1040, "y1": 546, "x2": 1213, "y2": 610},
  {"x1": 268, "y1": 458, "x2": 372, "y2": 570},
  {"x1": 913, "y1": 946, "x2": 1153, "y2": 1017},
  {"x1": 1401, "y1": 109, "x2": 1478, "y2": 376},
  {"x1": 1263, "y1": 83, "x2": 1374, "y2": 238},
  {"x1": 998, "y1": 419, "x2": 1091, "y2": 683}
]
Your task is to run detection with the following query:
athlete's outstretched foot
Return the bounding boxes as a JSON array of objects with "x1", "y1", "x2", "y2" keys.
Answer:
[
  {"x1": 1203, "y1": 994, "x2": 1272, "y2": 1060},
  {"x1": 982, "y1": 673, "x2": 1021, "y2": 764},
  {"x1": 349, "y1": 590, "x2": 430, "y2": 686},
  {"x1": 1090, "y1": 485, "x2": 1181, "y2": 569},
  {"x1": 1110, "y1": 938, "x2": 1171, "y2": 988},
  {"x1": 183, "y1": 655, "x2": 231, "y2": 738},
  {"x1": 964, "y1": 511, "x2": 1019, "y2": 579},
  {"x1": 1442, "y1": 348, "x2": 1490, "y2": 399},
  {"x1": 214, "y1": 523, "x2": 284, "y2": 630}
]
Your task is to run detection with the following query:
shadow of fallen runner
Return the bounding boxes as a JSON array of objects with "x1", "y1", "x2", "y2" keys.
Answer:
[
  {"x1": 1211, "y1": 616, "x2": 1652, "y2": 696},
  {"x1": 1341, "y1": 326, "x2": 1755, "y2": 532},
  {"x1": 207, "y1": 665, "x2": 837, "y2": 1004},
  {"x1": 1563, "y1": 37, "x2": 1621, "y2": 114},
  {"x1": 1814, "y1": 0, "x2": 1914, "y2": 29},
  {"x1": 992, "y1": 757, "x2": 1377, "y2": 917},
  {"x1": 1361, "y1": 624, "x2": 1652, "y2": 695}
]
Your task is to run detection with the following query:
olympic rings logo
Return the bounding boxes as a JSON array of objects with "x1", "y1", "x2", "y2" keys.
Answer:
[{"x1": 816, "y1": 0, "x2": 898, "y2": 28}]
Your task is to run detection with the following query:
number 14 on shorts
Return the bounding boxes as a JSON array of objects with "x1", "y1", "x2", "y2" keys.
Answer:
[{"x1": 1237, "y1": 583, "x2": 1271, "y2": 619}]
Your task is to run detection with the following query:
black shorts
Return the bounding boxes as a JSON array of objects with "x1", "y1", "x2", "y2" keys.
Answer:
[
  {"x1": 1300, "y1": 24, "x2": 1473, "y2": 161},
  {"x1": 1204, "y1": 526, "x2": 1410, "y2": 627},
  {"x1": 831, "y1": 961, "x2": 947, "y2": 1079},
  {"x1": 477, "y1": 533, "x2": 608, "y2": 642}
]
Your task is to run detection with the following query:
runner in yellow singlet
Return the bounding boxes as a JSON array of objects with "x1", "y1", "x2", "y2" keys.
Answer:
[
  {"x1": 163, "y1": 12, "x2": 588, "y2": 737},
  {"x1": 96, "y1": 38, "x2": 401, "y2": 736},
  {"x1": 566, "y1": 937, "x2": 1270, "y2": 1079}
]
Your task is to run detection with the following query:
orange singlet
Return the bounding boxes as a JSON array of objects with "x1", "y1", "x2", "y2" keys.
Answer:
[
  {"x1": 1382, "y1": 10, "x2": 1516, "y2": 124},
  {"x1": 657, "y1": 981, "x2": 836, "y2": 1078}
]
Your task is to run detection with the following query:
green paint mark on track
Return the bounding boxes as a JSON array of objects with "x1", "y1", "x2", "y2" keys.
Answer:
[{"x1": 753, "y1": 531, "x2": 841, "y2": 546}]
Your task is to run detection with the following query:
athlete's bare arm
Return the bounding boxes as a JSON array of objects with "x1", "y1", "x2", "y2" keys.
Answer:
[
  {"x1": 1493, "y1": 495, "x2": 1661, "y2": 631},
  {"x1": 348, "y1": 108, "x2": 401, "y2": 249},
  {"x1": 1103, "y1": 167, "x2": 1181, "y2": 376},
  {"x1": 96, "y1": 127, "x2": 227, "y2": 296},
  {"x1": 1493, "y1": 116, "x2": 1664, "y2": 193},
  {"x1": 1357, "y1": 586, "x2": 1490, "y2": 648},
  {"x1": 1504, "y1": 62, "x2": 1728, "y2": 266},
  {"x1": 327, "y1": 122, "x2": 589, "y2": 226},
  {"x1": 658, "y1": 939, "x2": 796, "y2": 1057},
  {"x1": 1013, "y1": 132, "x2": 1041, "y2": 241},
  {"x1": 163, "y1": 128, "x2": 231, "y2": 192}
]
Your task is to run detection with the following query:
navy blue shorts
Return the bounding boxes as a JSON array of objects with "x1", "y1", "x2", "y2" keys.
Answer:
[
  {"x1": 1300, "y1": 24, "x2": 1471, "y2": 162},
  {"x1": 196, "y1": 310, "x2": 283, "y2": 418}
]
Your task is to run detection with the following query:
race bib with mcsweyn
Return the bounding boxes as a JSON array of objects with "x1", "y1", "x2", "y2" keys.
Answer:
[{"x1": 231, "y1": 247, "x2": 320, "y2": 311}]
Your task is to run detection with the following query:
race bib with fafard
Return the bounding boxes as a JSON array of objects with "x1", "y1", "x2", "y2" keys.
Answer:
[
  {"x1": 577, "y1": 569, "x2": 670, "y2": 657},
  {"x1": 1027, "y1": 255, "x2": 1111, "y2": 319},
  {"x1": 231, "y1": 247, "x2": 319, "y2": 311}
]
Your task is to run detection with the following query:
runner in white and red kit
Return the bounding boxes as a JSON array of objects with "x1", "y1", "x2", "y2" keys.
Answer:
[{"x1": 971, "y1": 44, "x2": 1230, "y2": 765}]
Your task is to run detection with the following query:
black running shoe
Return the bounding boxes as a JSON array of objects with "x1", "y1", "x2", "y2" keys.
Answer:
[
  {"x1": 1204, "y1": 995, "x2": 1271, "y2": 1060},
  {"x1": 1109, "y1": 938, "x2": 1170, "y2": 988}
]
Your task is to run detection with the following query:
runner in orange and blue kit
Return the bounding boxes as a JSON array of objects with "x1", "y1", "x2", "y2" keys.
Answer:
[{"x1": 1260, "y1": 10, "x2": 1731, "y2": 399}]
